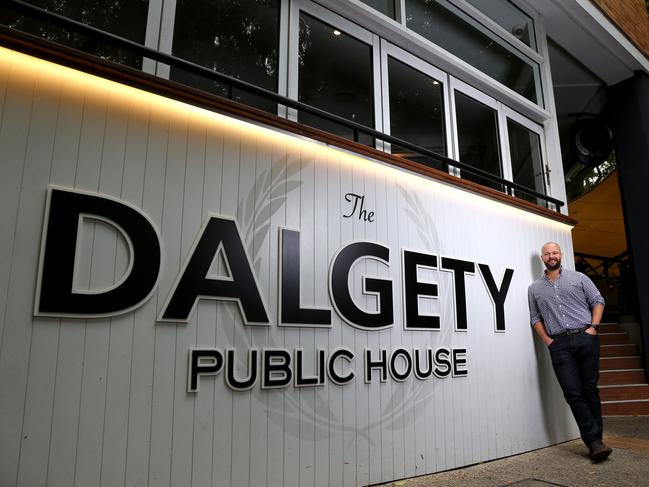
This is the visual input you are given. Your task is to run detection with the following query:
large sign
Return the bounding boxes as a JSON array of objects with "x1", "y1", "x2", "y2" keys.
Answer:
[{"x1": 35, "y1": 187, "x2": 515, "y2": 393}]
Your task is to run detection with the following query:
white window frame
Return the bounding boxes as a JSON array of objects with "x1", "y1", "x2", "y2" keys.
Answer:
[
  {"x1": 449, "y1": 76, "x2": 504, "y2": 181},
  {"x1": 142, "y1": 0, "x2": 164, "y2": 75},
  {"x1": 152, "y1": 0, "x2": 290, "y2": 112},
  {"x1": 154, "y1": 0, "x2": 176, "y2": 79},
  {"x1": 384, "y1": 0, "x2": 542, "y2": 60},
  {"x1": 145, "y1": 0, "x2": 559, "y2": 209},
  {"x1": 446, "y1": 0, "x2": 543, "y2": 62},
  {"x1": 379, "y1": 40, "x2": 454, "y2": 160},
  {"x1": 287, "y1": 0, "x2": 383, "y2": 134},
  {"x1": 317, "y1": 0, "x2": 549, "y2": 123},
  {"x1": 501, "y1": 105, "x2": 549, "y2": 202}
]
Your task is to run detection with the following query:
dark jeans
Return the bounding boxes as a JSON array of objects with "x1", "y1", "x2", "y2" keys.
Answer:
[{"x1": 549, "y1": 330, "x2": 603, "y2": 447}]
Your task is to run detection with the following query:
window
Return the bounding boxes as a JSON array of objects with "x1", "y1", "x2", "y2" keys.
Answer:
[
  {"x1": 0, "y1": 0, "x2": 149, "y2": 68},
  {"x1": 506, "y1": 114, "x2": 546, "y2": 204},
  {"x1": 359, "y1": 0, "x2": 397, "y2": 20},
  {"x1": 453, "y1": 88, "x2": 502, "y2": 191},
  {"x1": 290, "y1": 4, "x2": 378, "y2": 144},
  {"x1": 404, "y1": 0, "x2": 541, "y2": 105},
  {"x1": 464, "y1": 0, "x2": 536, "y2": 50},
  {"x1": 381, "y1": 42, "x2": 449, "y2": 169},
  {"x1": 450, "y1": 79, "x2": 550, "y2": 202},
  {"x1": 170, "y1": 0, "x2": 280, "y2": 113},
  {"x1": 2, "y1": 0, "x2": 555, "y2": 208}
]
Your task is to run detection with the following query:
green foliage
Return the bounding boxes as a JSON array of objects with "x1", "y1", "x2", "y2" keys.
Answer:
[
  {"x1": 0, "y1": 0, "x2": 149, "y2": 68},
  {"x1": 566, "y1": 153, "x2": 617, "y2": 201}
]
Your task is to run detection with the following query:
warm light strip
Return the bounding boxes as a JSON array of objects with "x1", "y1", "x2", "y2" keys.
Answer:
[{"x1": 0, "y1": 45, "x2": 572, "y2": 232}]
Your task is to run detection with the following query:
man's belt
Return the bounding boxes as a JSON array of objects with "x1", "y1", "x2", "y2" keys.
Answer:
[{"x1": 551, "y1": 325, "x2": 590, "y2": 339}]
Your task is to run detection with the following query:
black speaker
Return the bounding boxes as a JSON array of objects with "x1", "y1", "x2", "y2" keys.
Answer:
[{"x1": 572, "y1": 116, "x2": 612, "y2": 167}]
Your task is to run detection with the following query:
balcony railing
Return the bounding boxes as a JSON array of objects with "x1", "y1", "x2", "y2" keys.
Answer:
[{"x1": 2, "y1": 0, "x2": 565, "y2": 211}]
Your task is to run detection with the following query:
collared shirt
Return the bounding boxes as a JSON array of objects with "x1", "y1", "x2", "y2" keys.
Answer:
[{"x1": 528, "y1": 267, "x2": 605, "y2": 336}]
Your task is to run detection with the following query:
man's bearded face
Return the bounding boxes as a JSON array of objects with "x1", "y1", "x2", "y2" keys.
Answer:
[{"x1": 542, "y1": 244, "x2": 562, "y2": 271}]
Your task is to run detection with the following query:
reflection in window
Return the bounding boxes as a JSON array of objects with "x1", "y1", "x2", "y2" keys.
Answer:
[
  {"x1": 171, "y1": 0, "x2": 280, "y2": 113},
  {"x1": 405, "y1": 0, "x2": 540, "y2": 105},
  {"x1": 0, "y1": 0, "x2": 149, "y2": 68},
  {"x1": 359, "y1": 0, "x2": 396, "y2": 19},
  {"x1": 465, "y1": 0, "x2": 536, "y2": 50},
  {"x1": 298, "y1": 13, "x2": 374, "y2": 144},
  {"x1": 455, "y1": 91, "x2": 502, "y2": 190},
  {"x1": 387, "y1": 57, "x2": 446, "y2": 169},
  {"x1": 508, "y1": 119, "x2": 545, "y2": 204}
]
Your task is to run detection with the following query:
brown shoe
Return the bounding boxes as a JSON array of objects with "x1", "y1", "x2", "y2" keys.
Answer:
[{"x1": 589, "y1": 440, "x2": 612, "y2": 462}]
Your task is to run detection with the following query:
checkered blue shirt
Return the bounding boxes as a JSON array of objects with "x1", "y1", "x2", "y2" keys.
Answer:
[{"x1": 528, "y1": 267, "x2": 605, "y2": 336}]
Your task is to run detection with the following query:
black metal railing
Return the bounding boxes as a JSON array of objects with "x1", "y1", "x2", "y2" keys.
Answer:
[
  {"x1": 2, "y1": 0, "x2": 565, "y2": 210},
  {"x1": 575, "y1": 251, "x2": 629, "y2": 279}
]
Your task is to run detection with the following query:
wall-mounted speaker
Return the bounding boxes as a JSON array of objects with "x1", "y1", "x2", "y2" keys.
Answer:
[{"x1": 571, "y1": 116, "x2": 612, "y2": 167}]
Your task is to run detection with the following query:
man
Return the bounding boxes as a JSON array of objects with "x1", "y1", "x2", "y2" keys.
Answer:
[{"x1": 528, "y1": 242, "x2": 612, "y2": 462}]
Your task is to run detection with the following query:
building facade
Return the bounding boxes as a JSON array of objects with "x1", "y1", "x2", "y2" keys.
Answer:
[{"x1": 0, "y1": 1, "x2": 647, "y2": 486}]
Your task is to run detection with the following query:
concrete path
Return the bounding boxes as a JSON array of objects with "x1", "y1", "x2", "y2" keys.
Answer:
[{"x1": 376, "y1": 417, "x2": 649, "y2": 487}]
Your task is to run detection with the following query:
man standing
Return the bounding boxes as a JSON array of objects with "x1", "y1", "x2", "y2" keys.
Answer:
[{"x1": 528, "y1": 242, "x2": 612, "y2": 462}]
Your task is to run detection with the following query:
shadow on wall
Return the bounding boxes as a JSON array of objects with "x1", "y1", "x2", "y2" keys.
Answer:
[{"x1": 529, "y1": 253, "x2": 576, "y2": 444}]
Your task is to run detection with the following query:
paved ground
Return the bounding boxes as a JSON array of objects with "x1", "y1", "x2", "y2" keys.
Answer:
[{"x1": 375, "y1": 417, "x2": 649, "y2": 487}]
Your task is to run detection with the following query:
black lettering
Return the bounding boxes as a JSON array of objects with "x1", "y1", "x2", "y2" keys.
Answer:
[
  {"x1": 188, "y1": 348, "x2": 224, "y2": 392},
  {"x1": 343, "y1": 193, "x2": 374, "y2": 222},
  {"x1": 36, "y1": 187, "x2": 161, "y2": 317},
  {"x1": 327, "y1": 348, "x2": 355, "y2": 385},
  {"x1": 403, "y1": 250, "x2": 439, "y2": 330},
  {"x1": 433, "y1": 348, "x2": 451, "y2": 378},
  {"x1": 160, "y1": 216, "x2": 269, "y2": 324},
  {"x1": 441, "y1": 257, "x2": 475, "y2": 331},
  {"x1": 453, "y1": 348, "x2": 468, "y2": 377},
  {"x1": 330, "y1": 242, "x2": 393, "y2": 329},
  {"x1": 414, "y1": 348, "x2": 434, "y2": 379},
  {"x1": 262, "y1": 349, "x2": 293, "y2": 388},
  {"x1": 280, "y1": 229, "x2": 331, "y2": 326},
  {"x1": 389, "y1": 348, "x2": 413, "y2": 382},
  {"x1": 478, "y1": 264, "x2": 514, "y2": 332},
  {"x1": 295, "y1": 349, "x2": 326, "y2": 387},
  {"x1": 343, "y1": 193, "x2": 363, "y2": 218},
  {"x1": 364, "y1": 349, "x2": 388, "y2": 383},
  {"x1": 225, "y1": 349, "x2": 258, "y2": 390}
]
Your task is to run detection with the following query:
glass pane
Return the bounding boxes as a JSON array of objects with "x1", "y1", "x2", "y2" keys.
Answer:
[
  {"x1": 455, "y1": 91, "x2": 502, "y2": 190},
  {"x1": 405, "y1": 0, "x2": 540, "y2": 105},
  {"x1": 359, "y1": 0, "x2": 396, "y2": 19},
  {"x1": 171, "y1": 0, "x2": 280, "y2": 114},
  {"x1": 508, "y1": 118, "x2": 545, "y2": 204},
  {"x1": 388, "y1": 57, "x2": 446, "y2": 170},
  {"x1": 298, "y1": 13, "x2": 374, "y2": 144},
  {"x1": 465, "y1": 0, "x2": 536, "y2": 50},
  {"x1": 0, "y1": 0, "x2": 149, "y2": 69}
]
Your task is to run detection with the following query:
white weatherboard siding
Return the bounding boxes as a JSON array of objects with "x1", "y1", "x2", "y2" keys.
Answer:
[{"x1": 0, "y1": 48, "x2": 577, "y2": 487}]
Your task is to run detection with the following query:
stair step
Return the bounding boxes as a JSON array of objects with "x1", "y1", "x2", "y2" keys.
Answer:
[
  {"x1": 599, "y1": 369, "x2": 647, "y2": 385},
  {"x1": 597, "y1": 323, "x2": 647, "y2": 416},
  {"x1": 602, "y1": 399, "x2": 649, "y2": 416},
  {"x1": 598, "y1": 323, "x2": 621, "y2": 333},
  {"x1": 599, "y1": 384, "x2": 649, "y2": 401},
  {"x1": 600, "y1": 356, "x2": 643, "y2": 370},
  {"x1": 600, "y1": 344, "x2": 638, "y2": 357},
  {"x1": 599, "y1": 332, "x2": 629, "y2": 345}
]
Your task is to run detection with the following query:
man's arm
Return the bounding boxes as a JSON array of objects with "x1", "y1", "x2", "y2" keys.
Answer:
[
  {"x1": 591, "y1": 303, "x2": 604, "y2": 324},
  {"x1": 532, "y1": 321, "x2": 554, "y2": 347},
  {"x1": 586, "y1": 303, "x2": 605, "y2": 335},
  {"x1": 528, "y1": 286, "x2": 552, "y2": 345}
]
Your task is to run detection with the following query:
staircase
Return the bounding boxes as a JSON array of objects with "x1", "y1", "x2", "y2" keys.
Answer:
[{"x1": 599, "y1": 322, "x2": 649, "y2": 416}]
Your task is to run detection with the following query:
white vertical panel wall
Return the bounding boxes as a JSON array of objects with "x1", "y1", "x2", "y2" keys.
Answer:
[{"x1": 0, "y1": 48, "x2": 578, "y2": 487}]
